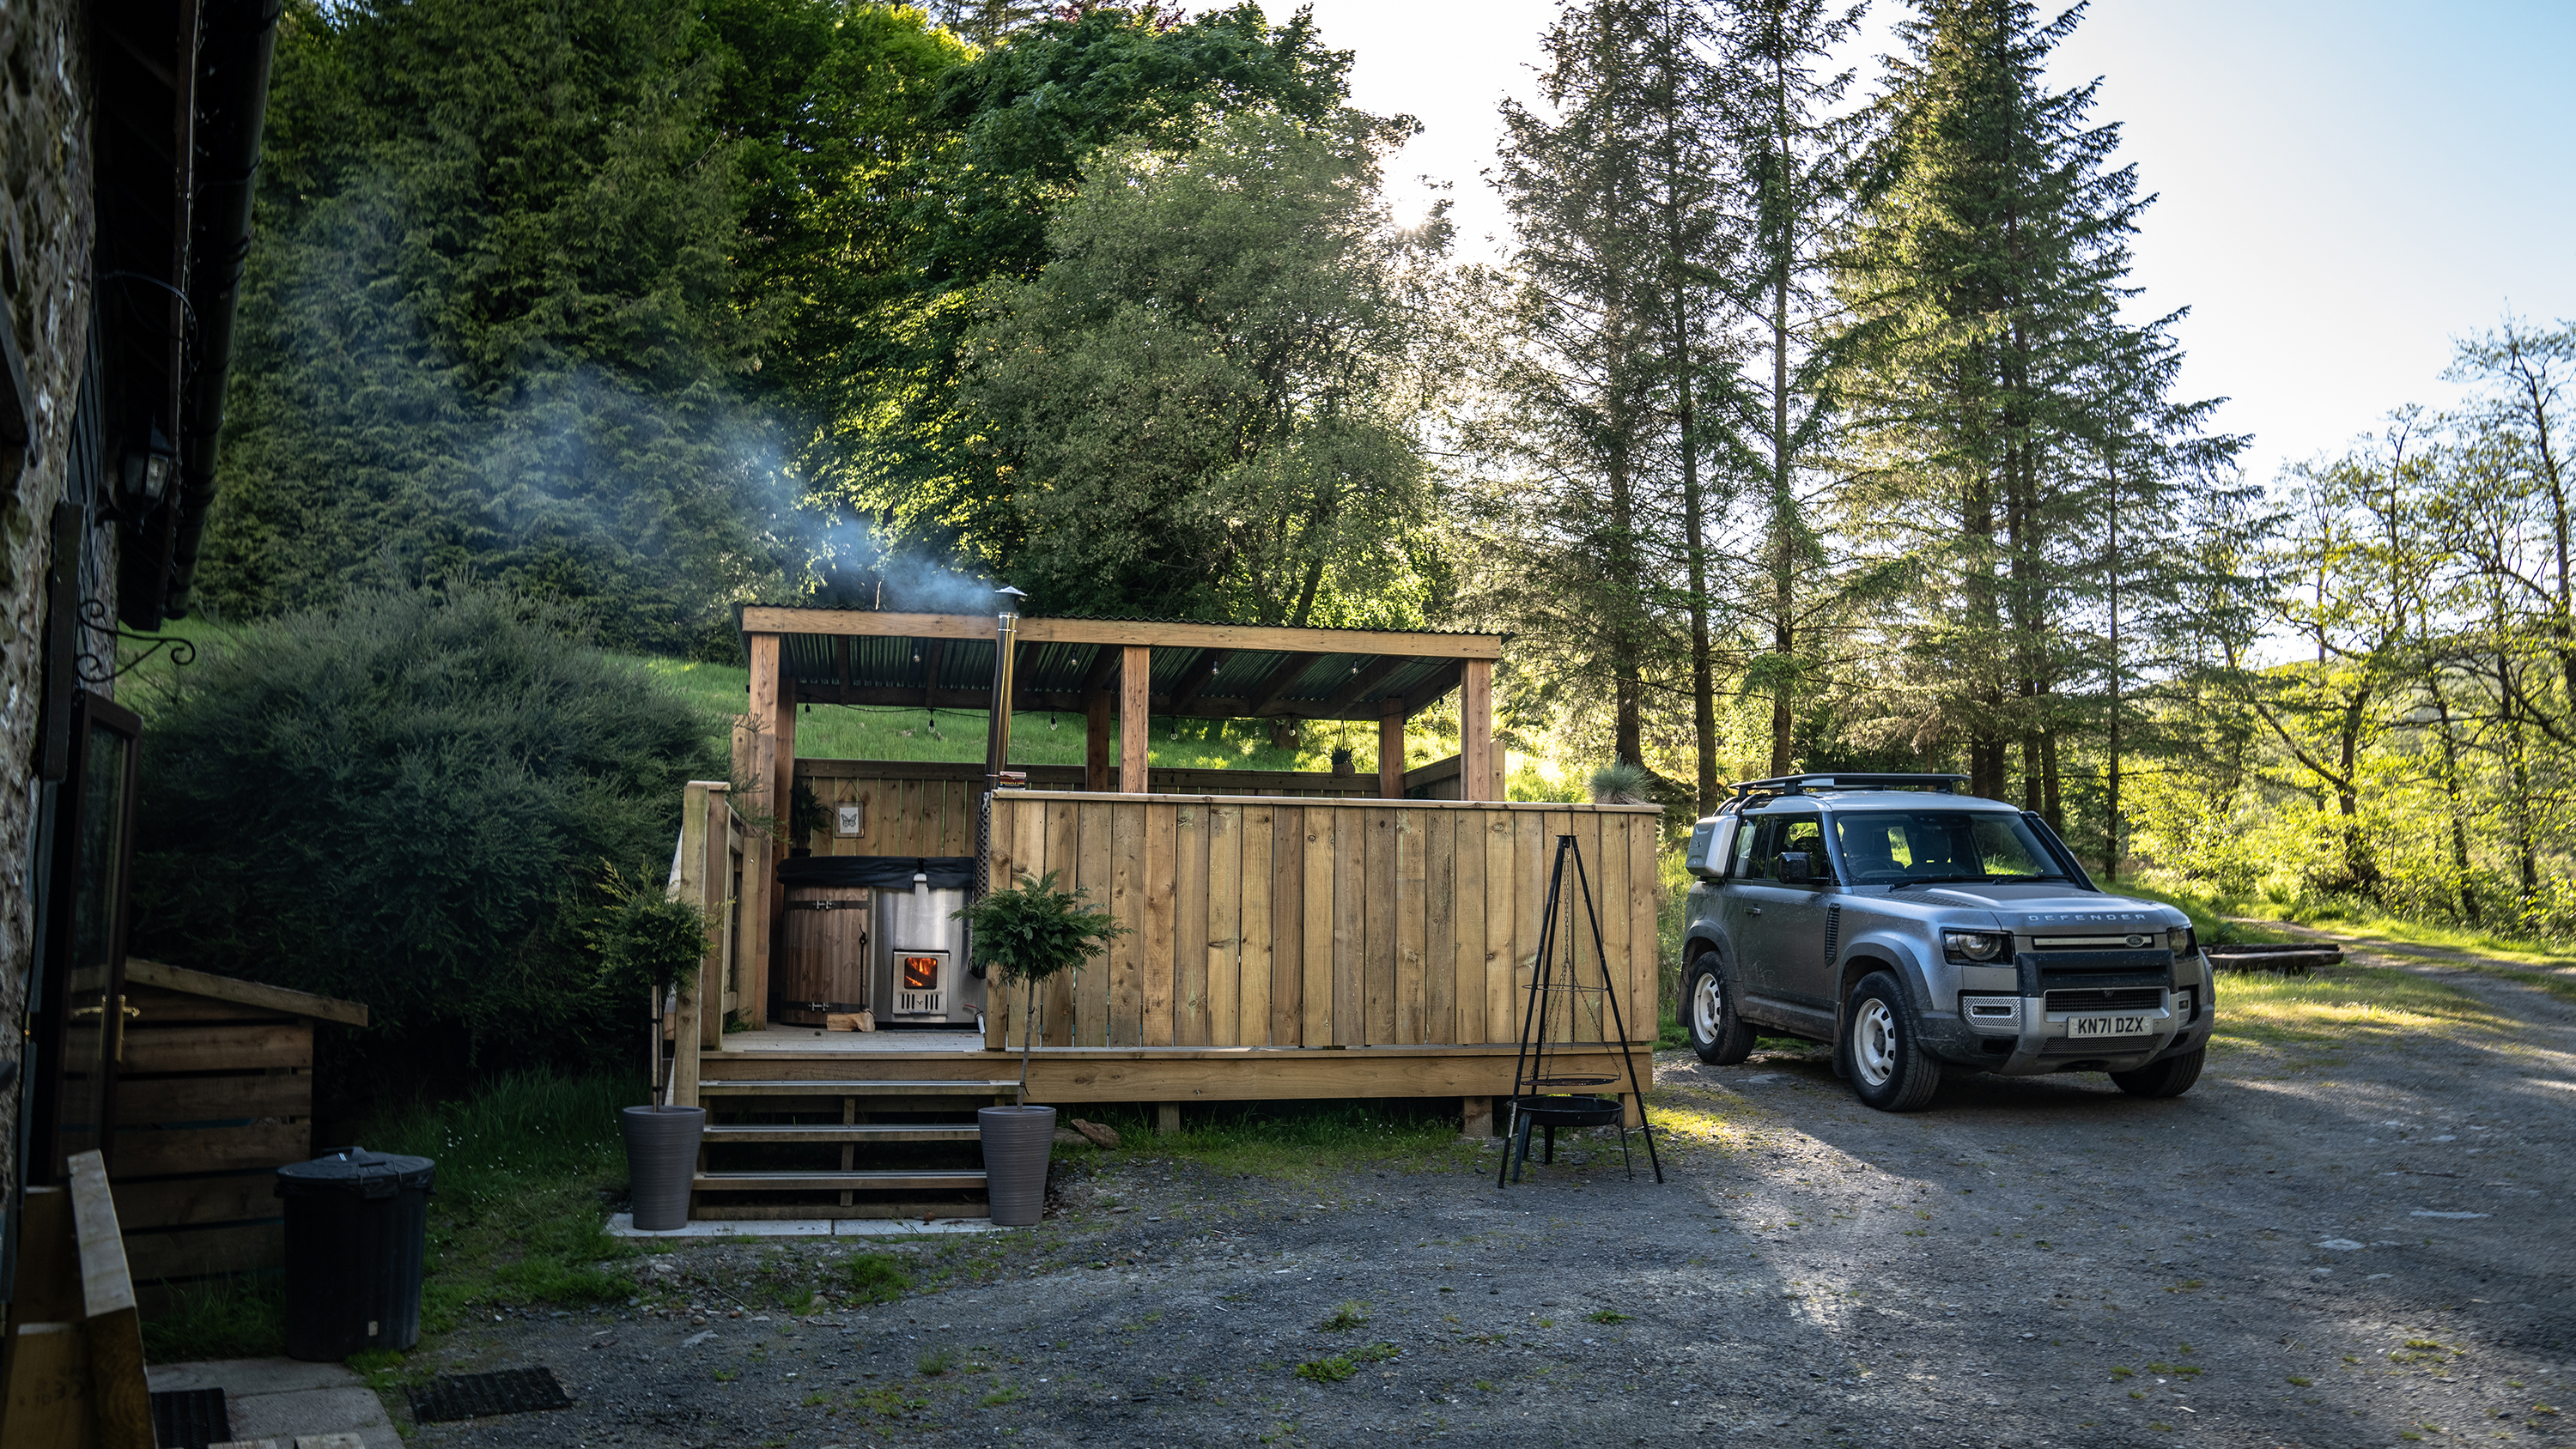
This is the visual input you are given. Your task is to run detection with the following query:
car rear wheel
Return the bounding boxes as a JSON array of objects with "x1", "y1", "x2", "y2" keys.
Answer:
[
  {"x1": 2110, "y1": 1046, "x2": 2204, "y2": 1098},
  {"x1": 1844, "y1": 971, "x2": 1941, "y2": 1112},
  {"x1": 1686, "y1": 952, "x2": 1755, "y2": 1064}
]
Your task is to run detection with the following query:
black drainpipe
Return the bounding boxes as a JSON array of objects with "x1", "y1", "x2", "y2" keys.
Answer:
[{"x1": 161, "y1": 0, "x2": 279, "y2": 622}]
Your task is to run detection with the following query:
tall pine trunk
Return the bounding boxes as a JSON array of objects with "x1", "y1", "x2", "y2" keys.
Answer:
[
  {"x1": 1767, "y1": 249, "x2": 1795, "y2": 775},
  {"x1": 1609, "y1": 407, "x2": 1644, "y2": 767}
]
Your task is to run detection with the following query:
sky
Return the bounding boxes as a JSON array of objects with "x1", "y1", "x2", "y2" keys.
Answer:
[{"x1": 1296, "y1": 0, "x2": 2576, "y2": 487}]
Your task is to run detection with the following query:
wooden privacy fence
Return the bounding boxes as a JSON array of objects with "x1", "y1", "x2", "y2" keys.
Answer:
[{"x1": 983, "y1": 793, "x2": 1662, "y2": 1052}]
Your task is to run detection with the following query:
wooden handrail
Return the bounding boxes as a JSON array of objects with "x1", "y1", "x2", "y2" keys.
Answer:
[
  {"x1": 794, "y1": 755, "x2": 1476, "y2": 798},
  {"x1": 0, "y1": 1151, "x2": 152, "y2": 1448}
]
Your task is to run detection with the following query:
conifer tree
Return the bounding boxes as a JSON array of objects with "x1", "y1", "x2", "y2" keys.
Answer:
[
  {"x1": 1708, "y1": 0, "x2": 1871, "y2": 778},
  {"x1": 203, "y1": 0, "x2": 794, "y2": 652},
  {"x1": 1475, "y1": 0, "x2": 1735, "y2": 790},
  {"x1": 1838, "y1": 0, "x2": 2238, "y2": 817}
]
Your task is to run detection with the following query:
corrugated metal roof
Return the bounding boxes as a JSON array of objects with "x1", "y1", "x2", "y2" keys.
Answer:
[
  {"x1": 741, "y1": 601, "x2": 1500, "y2": 638},
  {"x1": 1030, "y1": 610, "x2": 1498, "y2": 638}
]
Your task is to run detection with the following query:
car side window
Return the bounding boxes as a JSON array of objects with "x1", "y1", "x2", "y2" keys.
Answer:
[
  {"x1": 1741, "y1": 813, "x2": 1828, "y2": 882},
  {"x1": 1775, "y1": 814, "x2": 1830, "y2": 882},
  {"x1": 1728, "y1": 820, "x2": 1759, "y2": 878}
]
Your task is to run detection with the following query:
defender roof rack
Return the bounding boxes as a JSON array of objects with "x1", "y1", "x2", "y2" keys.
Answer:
[{"x1": 1731, "y1": 773, "x2": 1970, "y2": 800}]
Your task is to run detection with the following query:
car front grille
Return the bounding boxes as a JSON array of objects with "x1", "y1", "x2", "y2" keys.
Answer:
[{"x1": 2044, "y1": 987, "x2": 2165, "y2": 1013}]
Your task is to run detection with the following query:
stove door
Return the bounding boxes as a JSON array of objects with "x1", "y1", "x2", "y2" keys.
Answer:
[{"x1": 893, "y1": 949, "x2": 949, "y2": 1018}]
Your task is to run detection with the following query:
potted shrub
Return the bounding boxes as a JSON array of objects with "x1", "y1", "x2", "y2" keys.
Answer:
[
  {"x1": 592, "y1": 864, "x2": 714, "y2": 1231},
  {"x1": 953, "y1": 870, "x2": 1124, "y2": 1226}
]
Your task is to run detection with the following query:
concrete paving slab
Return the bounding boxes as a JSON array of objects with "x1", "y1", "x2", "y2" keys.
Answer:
[
  {"x1": 603, "y1": 1213, "x2": 1002, "y2": 1239},
  {"x1": 830, "y1": 1216, "x2": 1004, "y2": 1236},
  {"x1": 227, "y1": 1387, "x2": 399, "y2": 1449},
  {"x1": 149, "y1": 1360, "x2": 399, "y2": 1449},
  {"x1": 148, "y1": 1359, "x2": 360, "y2": 1396}
]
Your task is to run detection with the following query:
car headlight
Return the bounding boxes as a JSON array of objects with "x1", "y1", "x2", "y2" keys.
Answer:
[
  {"x1": 1943, "y1": 931, "x2": 2009, "y2": 963},
  {"x1": 2178, "y1": 927, "x2": 2198, "y2": 955}
]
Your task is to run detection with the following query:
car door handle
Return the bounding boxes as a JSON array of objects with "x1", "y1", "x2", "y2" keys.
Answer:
[{"x1": 1747, "y1": 906, "x2": 1762, "y2": 916}]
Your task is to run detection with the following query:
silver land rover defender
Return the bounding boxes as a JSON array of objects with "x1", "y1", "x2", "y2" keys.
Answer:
[{"x1": 1680, "y1": 773, "x2": 2212, "y2": 1112}]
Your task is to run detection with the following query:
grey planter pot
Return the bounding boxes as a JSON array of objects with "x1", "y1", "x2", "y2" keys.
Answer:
[
  {"x1": 622, "y1": 1105, "x2": 706, "y2": 1232},
  {"x1": 977, "y1": 1105, "x2": 1056, "y2": 1227}
]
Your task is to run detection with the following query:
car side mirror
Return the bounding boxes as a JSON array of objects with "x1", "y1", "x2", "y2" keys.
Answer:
[{"x1": 1775, "y1": 852, "x2": 1811, "y2": 882}]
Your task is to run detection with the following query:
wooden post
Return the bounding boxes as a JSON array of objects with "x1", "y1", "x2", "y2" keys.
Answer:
[
  {"x1": 1120, "y1": 646, "x2": 1151, "y2": 794},
  {"x1": 1378, "y1": 697, "x2": 1406, "y2": 800},
  {"x1": 700, "y1": 784, "x2": 730, "y2": 1052},
  {"x1": 745, "y1": 633, "x2": 784, "y2": 1028},
  {"x1": 1086, "y1": 683, "x2": 1114, "y2": 791},
  {"x1": 771, "y1": 651, "x2": 797, "y2": 848},
  {"x1": 1461, "y1": 658, "x2": 1495, "y2": 803},
  {"x1": 671, "y1": 780, "x2": 721, "y2": 1106},
  {"x1": 1155, "y1": 1101, "x2": 1181, "y2": 1137},
  {"x1": 987, "y1": 797, "x2": 1015, "y2": 1053},
  {"x1": 770, "y1": 658, "x2": 796, "y2": 1030},
  {"x1": 1461, "y1": 1095, "x2": 1494, "y2": 1138}
]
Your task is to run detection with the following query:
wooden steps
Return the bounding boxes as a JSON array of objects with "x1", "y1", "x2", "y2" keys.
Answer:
[
  {"x1": 702, "y1": 1124, "x2": 980, "y2": 1144},
  {"x1": 687, "y1": 1075, "x2": 1004, "y2": 1221},
  {"x1": 694, "y1": 1169, "x2": 987, "y2": 1193}
]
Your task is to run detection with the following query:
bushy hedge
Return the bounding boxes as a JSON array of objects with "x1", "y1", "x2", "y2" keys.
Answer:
[{"x1": 131, "y1": 584, "x2": 720, "y2": 1100}]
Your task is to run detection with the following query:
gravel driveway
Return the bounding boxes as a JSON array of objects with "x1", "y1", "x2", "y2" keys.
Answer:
[{"x1": 409, "y1": 937, "x2": 2575, "y2": 1448}]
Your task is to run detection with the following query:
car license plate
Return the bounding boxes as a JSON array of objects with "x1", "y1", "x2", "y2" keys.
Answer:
[{"x1": 2069, "y1": 1013, "x2": 2150, "y2": 1038}]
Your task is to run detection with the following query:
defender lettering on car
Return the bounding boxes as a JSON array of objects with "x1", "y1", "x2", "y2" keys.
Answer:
[{"x1": 1679, "y1": 773, "x2": 2213, "y2": 1112}]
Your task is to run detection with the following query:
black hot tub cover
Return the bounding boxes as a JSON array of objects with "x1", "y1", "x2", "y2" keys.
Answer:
[{"x1": 777, "y1": 855, "x2": 977, "y2": 890}]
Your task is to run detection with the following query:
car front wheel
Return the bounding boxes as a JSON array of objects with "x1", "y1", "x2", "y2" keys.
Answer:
[
  {"x1": 1844, "y1": 971, "x2": 1941, "y2": 1112},
  {"x1": 1686, "y1": 952, "x2": 1755, "y2": 1064}
]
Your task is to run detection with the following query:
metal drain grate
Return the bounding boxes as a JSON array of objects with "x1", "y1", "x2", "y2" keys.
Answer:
[
  {"x1": 407, "y1": 1367, "x2": 573, "y2": 1423},
  {"x1": 150, "y1": 1387, "x2": 230, "y2": 1449}
]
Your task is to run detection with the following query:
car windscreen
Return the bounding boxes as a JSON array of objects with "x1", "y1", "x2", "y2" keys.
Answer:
[{"x1": 1830, "y1": 809, "x2": 2064, "y2": 885}]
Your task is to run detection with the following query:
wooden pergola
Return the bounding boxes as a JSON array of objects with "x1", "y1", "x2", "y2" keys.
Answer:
[
  {"x1": 737, "y1": 605, "x2": 1507, "y2": 810},
  {"x1": 726, "y1": 607, "x2": 1510, "y2": 1041}
]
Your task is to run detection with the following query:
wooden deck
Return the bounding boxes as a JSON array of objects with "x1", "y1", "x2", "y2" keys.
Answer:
[
  {"x1": 667, "y1": 791, "x2": 1662, "y2": 1117},
  {"x1": 693, "y1": 1042, "x2": 1647, "y2": 1105},
  {"x1": 662, "y1": 609, "x2": 1656, "y2": 1218}
]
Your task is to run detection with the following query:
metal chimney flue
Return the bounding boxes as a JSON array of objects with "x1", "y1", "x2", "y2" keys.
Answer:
[{"x1": 987, "y1": 585, "x2": 1027, "y2": 788}]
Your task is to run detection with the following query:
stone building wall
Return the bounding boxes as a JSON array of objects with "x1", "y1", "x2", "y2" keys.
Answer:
[{"x1": 1, "y1": 0, "x2": 97, "y2": 1196}]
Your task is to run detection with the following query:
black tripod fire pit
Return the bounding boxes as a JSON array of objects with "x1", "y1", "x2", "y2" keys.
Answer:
[{"x1": 1498, "y1": 835, "x2": 1662, "y2": 1187}]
